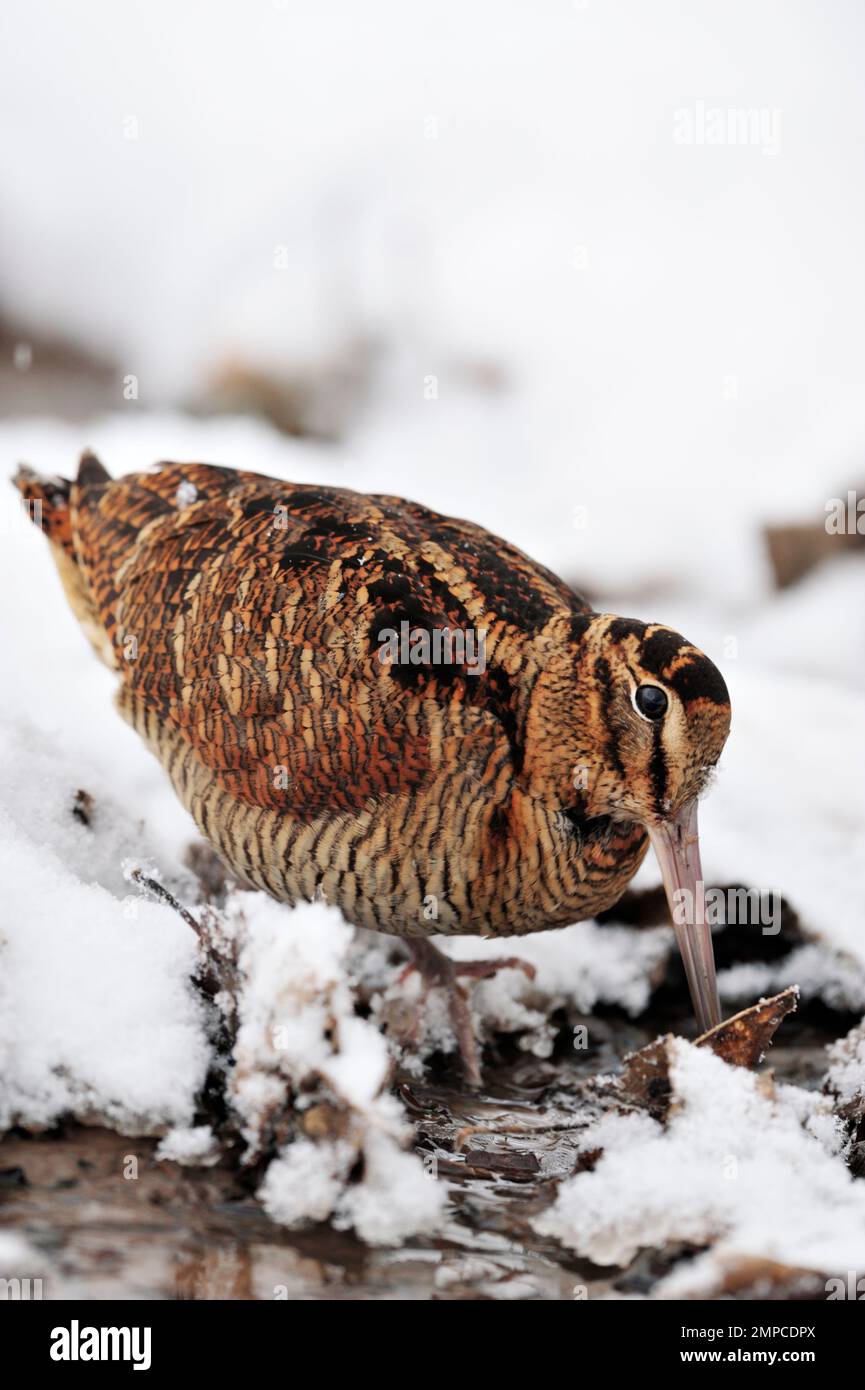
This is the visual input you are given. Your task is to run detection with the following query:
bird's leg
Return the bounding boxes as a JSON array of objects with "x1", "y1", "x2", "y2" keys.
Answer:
[
  {"x1": 400, "y1": 938, "x2": 482, "y2": 1087},
  {"x1": 399, "y1": 938, "x2": 536, "y2": 1089}
]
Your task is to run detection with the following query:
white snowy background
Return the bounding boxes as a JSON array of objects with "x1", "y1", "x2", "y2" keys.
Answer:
[{"x1": 1, "y1": 0, "x2": 864, "y2": 1286}]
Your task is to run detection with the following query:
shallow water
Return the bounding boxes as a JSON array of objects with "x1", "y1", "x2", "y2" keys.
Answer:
[{"x1": 0, "y1": 998, "x2": 842, "y2": 1301}]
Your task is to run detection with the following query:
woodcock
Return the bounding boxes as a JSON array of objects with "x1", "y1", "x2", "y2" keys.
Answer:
[{"x1": 15, "y1": 454, "x2": 731, "y2": 1084}]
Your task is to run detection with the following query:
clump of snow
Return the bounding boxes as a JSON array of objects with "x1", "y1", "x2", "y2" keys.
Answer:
[
  {"x1": 0, "y1": 724, "x2": 210, "y2": 1134},
  {"x1": 825, "y1": 1021, "x2": 865, "y2": 1112},
  {"x1": 228, "y1": 894, "x2": 393, "y2": 1138},
  {"x1": 336, "y1": 1127, "x2": 444, "y2": 1245},
  {"x1": 174, "y1": 479, "x2": 198, "y2": 508},
  {"x1": 259, "y1": 1138, "x2": 355, "y2": 1229},
  {"x1": 227, "y1": 893, "x2": 447, "y2": 1245},
  {"x1": 261, "y1": 1127, "x2": 444, "y2": 1248},
  {"x1": 156, "y1": 1125, "x2": 219, "y2": 1166},
  {"x1": 535, "y1": 1041, "x2": 864, "y2": 1278}
]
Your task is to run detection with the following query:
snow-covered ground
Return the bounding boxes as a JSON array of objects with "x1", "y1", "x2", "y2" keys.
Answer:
[
  {"x1": 1, "y1": 410, "x2": 863, "y2": 1271},
  {"x1": 1, "y1": 0, "x2": 865, "y2": 1290},
  {"x1": 537, "y1": 1039, "x2": 865, "y2": 1294}
]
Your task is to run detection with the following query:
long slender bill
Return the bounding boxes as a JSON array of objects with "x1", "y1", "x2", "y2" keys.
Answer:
[{"x1": 646, "y1": 798, "x2": 721, "y2": 1034}]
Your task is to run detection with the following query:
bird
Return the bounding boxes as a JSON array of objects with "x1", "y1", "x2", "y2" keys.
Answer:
[{"x1": 14, "y1": 453, "x2": 731, "y2": 1084}]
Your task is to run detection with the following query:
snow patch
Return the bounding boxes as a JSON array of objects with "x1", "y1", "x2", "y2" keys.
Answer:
[
  {"x1": 535, "y1": 1041, "x2": 864, "y2": 1277},
  {"x1": 229, "y1": 894, "x2": 447, "y2": 1244}
]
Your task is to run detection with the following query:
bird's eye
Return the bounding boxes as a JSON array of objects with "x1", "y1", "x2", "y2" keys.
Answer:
[{"x1": 635, "y1": 684, "x2": 668, "y2": 720}]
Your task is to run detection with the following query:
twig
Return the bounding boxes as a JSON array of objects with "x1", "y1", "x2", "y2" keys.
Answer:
[{"x1": 128, "y1": 868, "x2": 202, "y2": 937}]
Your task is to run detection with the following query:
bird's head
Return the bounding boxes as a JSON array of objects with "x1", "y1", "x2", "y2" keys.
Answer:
[
  {"x1": 526, "y1": 613, "x2": 731, "y2": 1033},
  {"x1": 572, "y1": 615, "x2": 731, "y2": 825}
]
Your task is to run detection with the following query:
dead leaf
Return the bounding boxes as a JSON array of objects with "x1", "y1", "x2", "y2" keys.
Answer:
[
  {"x1": 696, "y1": 987, "x2": 798, "y2": 1069},
  {"x1": 614, "y1": 988, "x2": 798, "y2": 1121}
]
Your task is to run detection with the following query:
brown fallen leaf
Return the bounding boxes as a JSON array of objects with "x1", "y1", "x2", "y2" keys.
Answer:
[
  {"x1": 615, "y1": 1037, "x2": 675, "y2": 1118},
  {"x1": 696, "y1": 986, "x2": 799, "y2": 1069},
  {"x1": 615, "y1": 988, "x2": 798, "y2": 1119}
]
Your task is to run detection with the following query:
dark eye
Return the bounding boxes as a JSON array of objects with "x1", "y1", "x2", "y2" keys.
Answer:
[{"x1": 635, "y1": 684, "x2": 668, "y2": 720}]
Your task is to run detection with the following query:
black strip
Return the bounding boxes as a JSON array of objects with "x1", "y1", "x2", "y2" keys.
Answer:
[
  {"x1": 649, "y1": 724, "x2": 668, "y2": 815},
  {"x1": 593, "y1": 656, "x2": 625, "y2": 776}
]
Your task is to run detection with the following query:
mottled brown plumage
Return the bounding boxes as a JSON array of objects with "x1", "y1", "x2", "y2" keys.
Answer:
[{"x1": 15, "y1": 454, "x2": 732, "y2": 1059}]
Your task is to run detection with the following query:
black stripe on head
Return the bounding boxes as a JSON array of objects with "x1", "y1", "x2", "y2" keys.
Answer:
[
  {"x1": 607, "y1": 617, "x2": 648, "y2": 645},
  {"x1": 640, "y1": 627, "x2": 729, "y2": 707},
  {"x1": 593, "y1": 655, "x2": 626, "y2": 776},
  {"x1": 649, "y1": 724, "x2": 668, "y2": 815},
  {"x1": 639, "y1": 627, "x2": 688, "y2": 676},
  {"x1": 666, "y1": 658, "x2": 729, "y2": 706},
  {"x1": 569, "y1": 613, "x2": 594, "y2": 645}
]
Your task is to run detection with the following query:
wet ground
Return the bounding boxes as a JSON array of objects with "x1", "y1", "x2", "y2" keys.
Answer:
[{"x1": 0, "y1": 995, "x2": 847, "y2": 1301}]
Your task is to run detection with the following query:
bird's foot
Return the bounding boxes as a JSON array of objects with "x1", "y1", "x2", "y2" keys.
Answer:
[{"x1": 399, "y1": 938, "x2": 536, "y2": 1089}]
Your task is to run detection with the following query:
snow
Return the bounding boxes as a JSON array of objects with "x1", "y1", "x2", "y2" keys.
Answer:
[
  {"x1": 258, "y1": 1124, "x2": 446, "y2": 1248},
  {"x1": 230, "y1": 894, "x2": 447, "y2": 1243},
  {"x1": 535, "y1": 1040, "x2": 865, "y2": 1281},
  {"x1": 156, "y1": 1125, "x2": 219, "y2": 1166},
  {"x1": 0, "y1": 721, "x2": 209, "y2": 1134},
  {"x1": 228, "y1": 893, "x2": 395, "y2": 1133},
  {"x1": 720, "y1": 946, "x2": 865, "y2": 1015},
  {"x1": 328, "y1": 1128, "x2": 445, "y2": 1247},
  {"x1": 826, "y1": 1022, "x2": 865, "y2": 1112},
  {"x1": 259, "y1": 1139, "x2": 355, "y2": 1230}
]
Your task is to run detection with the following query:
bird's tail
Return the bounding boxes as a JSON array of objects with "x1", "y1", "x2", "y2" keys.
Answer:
[{"x1": 12, "y1": 450, "x2": 117, "y2": 667}]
